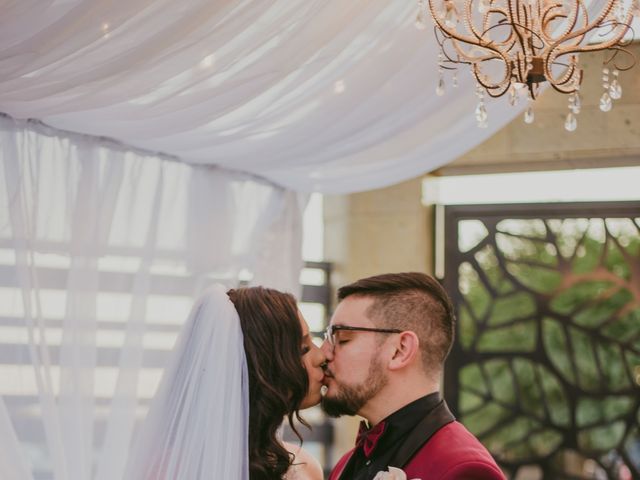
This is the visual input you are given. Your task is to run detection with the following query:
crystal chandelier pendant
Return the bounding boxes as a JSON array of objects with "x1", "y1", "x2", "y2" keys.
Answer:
[
  {"x1": 609, "y1": 70, "x2": 622, "y2": 100},
  {"x1": 444, "y1": 12, "x2": 457, "y2": 28},
  {"x1": 436, "y1": 53, "x2": 445, "y2": 96},
  {"x1": 599, "y1": 92, "x2": 612, "y2": 112},
  {"x1": 569, "y1": 93, "x2": 581, "y2": 114},
  {"x1": 602, "y1": 67, "x2": 610, "y2": 90},
  {"x1": 436, "y1": 76, "x2": 445, "y2": 96},
  {"x1": 475, "y1": 83, "x2": 488, "y2": 127},
  {"x1": 609, "y1": 79, "x2": 622, "y2": 100},
  {"x1": 475, "y1": 103, "x2": 487, "y2": 122},
  {"x1": 443, "y1": 1, "x2": 459, "y2": 28},
  {"x1": 508, "y1": 84, "x2": 518, "y2": 106},
  {"x1": 524, "y1": 105, "x2": 534, "y2": 124},
  {"x1": 564, "y1": 112, "x2": 577, "y2": 132}
]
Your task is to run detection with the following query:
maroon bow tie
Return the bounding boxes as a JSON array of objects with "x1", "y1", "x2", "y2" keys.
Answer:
[{"x1": 355, "y1": 420, "x2": 387, "y2": 458}]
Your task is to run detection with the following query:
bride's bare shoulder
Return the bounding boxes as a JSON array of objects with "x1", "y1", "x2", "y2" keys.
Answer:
[{"x1": 283, "y1": 441, "x2": 324, "y2": 480}]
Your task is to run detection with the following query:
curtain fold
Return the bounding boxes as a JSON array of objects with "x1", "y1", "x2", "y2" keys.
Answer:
[
  {"x1": 0, "y1": 115, "x2": 304, "y2": 480},
  {"x1": 0, "y1": 398, "x2": 32, "y2": 480}
]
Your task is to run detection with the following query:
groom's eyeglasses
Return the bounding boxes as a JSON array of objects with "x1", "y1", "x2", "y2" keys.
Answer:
[{"x1": 323, "y1": 325, "x2": 403, "y2": 347}]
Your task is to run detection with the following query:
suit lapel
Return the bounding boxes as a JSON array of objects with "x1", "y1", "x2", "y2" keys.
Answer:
[
  {"x1": 330, "y1": 449, "x2": 356, "y2": 480},
  {"x1": 388, "y1": 400, "x2": 455, "y2": 469},
  {"x1": 331, "y1": 399, "x2": 455, "y2": 479}
]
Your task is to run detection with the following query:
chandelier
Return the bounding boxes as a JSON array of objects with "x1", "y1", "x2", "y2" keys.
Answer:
[{"x1": 416, "y1": 0, "x2": 638, "y2": 131}]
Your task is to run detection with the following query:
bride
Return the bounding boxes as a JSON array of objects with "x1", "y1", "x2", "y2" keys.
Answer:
[{"x1": 124, "y1": 284, "x2": 327, "y2": 480}]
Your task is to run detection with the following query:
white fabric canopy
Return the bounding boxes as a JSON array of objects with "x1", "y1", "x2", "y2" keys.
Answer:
[{"x1": 0, "y1": 0, "x2": 523, "y2": 194}]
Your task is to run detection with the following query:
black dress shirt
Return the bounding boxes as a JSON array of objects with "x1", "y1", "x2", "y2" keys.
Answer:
[{"x1": 342, "y1": 392, "x2": 442, "y2": 480}]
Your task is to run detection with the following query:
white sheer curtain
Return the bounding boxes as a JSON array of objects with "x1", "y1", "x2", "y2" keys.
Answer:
[{"x1": 0, "y1": 115, "x2": 304, "y2": 480}]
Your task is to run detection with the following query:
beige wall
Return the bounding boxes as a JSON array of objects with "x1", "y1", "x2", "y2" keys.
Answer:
[
  {"x1": 322, "y1": 43, "x2": 640, "y2": 465},
  {"x1": 324, "y1": 177, "x2": 433, "y2": 288}
]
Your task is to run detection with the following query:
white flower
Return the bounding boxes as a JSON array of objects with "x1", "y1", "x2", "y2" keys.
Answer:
[{"x1": 372, "y1": 466, "x2": 421, "y2": 480}]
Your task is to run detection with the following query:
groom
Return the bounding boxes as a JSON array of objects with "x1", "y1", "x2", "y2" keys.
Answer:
[{"x1": 321, "y1": 272, "x2": 505, "y2": 480}]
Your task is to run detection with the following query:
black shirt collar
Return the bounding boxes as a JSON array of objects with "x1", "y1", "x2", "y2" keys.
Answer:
[
  {"x1": 371, "y1": 391, "x2": 442, "y2": 454},
  {"x1": 345, "y1": 392, "x2": 442, "y2": 480}
]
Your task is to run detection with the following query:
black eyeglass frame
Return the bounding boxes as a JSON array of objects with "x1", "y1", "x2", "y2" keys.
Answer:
[{"x1": 323, "y1": 325, "x2": 403, "y2": 346}]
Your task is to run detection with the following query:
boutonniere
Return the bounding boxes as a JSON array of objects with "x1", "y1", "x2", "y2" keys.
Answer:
[{"x1": 372, "y1": 466, "x2": 421, "y2": 480}]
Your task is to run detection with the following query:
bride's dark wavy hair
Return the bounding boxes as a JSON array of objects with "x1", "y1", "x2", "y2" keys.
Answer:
[{"x1": 227, "y1": 287, "x2": 310, "y2": 480}]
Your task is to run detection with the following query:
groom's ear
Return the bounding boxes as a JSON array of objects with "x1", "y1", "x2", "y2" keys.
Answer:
[{"x1": 387, "y1": 331, "x2": 420, "y2": 371}]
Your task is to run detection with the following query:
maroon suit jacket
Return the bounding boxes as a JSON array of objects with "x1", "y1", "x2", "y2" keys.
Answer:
[{"x1": 329, "y1": 420, "x2": 505, "y2": 480}]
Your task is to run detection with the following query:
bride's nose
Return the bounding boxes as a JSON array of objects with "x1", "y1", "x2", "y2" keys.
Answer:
[{"x1": 313, "y1": 343, "x2": 327, "y2": 366}]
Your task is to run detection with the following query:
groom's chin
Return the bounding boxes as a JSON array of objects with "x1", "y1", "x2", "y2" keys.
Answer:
[
  {"x1": 320, "y1": 396, "x2": 344, "y2": 418},
  {"x1": 320, "y1": 395, "x2": 357, "y2": 418}
]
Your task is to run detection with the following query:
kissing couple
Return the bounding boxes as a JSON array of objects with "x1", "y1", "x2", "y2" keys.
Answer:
[{"x1": 125, "y1": 272, "x2": 505, "y2": 480}]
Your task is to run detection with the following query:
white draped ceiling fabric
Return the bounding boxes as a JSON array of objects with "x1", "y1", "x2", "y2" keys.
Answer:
[
  {"x1": 0, "y1": 1, "x2": 531, "y2": 479},
  {"x1": 0, "y1": 0, "x2": 525, "y2": 194}
]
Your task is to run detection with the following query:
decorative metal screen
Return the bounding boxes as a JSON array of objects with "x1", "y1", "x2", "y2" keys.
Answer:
[{"x1": 441, "y1": 202, "x2": 640, "y2": 480}]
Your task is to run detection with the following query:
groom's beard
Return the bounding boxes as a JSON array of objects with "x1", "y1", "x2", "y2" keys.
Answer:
[{"x1": 321, "y1": 356, "x2": 388, "y2": 418}]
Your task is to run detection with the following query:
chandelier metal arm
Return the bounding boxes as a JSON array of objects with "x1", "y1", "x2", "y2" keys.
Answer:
[
  {"x1": 436, "y1": 29, "x2": 474, "y2": 66},
  {"x1": 436, "y1": 27, "x2": 499, "y2": 65},
  {"x1": 544, "y1": 60, "x2": 580, "y2": 94},
  {"x1": 603, "y1": 46, "x2": 637, "y2": 72},
  {"x1": 555, "y1": 0, "x2": 582, "y2": 41},
  {"x1": 428, "y1": 0, "x2": 496, "y2": 48},
  {"x1": 463, "y1": 0, "x2": 486, "y2": 41},
  {"x1": 548, "y1": 20, "x2": 632, "y2": 67},
  {"x1": 485, "y1": 9, "x2": 521, "y2": 51},
  {"x1": 540, "y1": 9, "x2": 570, "y2": 42},
  {"x1": 431, "y1": 2, "x2": 517, "y2": 67},
  {"x1": 503, "y1": 21, "x2": 547, "y2": 50},
  {"x1": 507, "y1": 0, "x2": 530, "y2": 69},
  {"x1": 473, "y1": 60, "x2": 512, "y2": 97},
  {"x1": 541, "y1": 46, "x2": 581, "y2": 93},
  {"x1": 546, "y1": 0, "x2": 621, "y2": 54},
  {"x1": 482, "y1": 7, "x2": 510, "y2": 42}
]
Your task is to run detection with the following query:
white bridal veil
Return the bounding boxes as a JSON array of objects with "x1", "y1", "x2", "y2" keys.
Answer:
[{"x1": 124, "y1": 285, "x2": 250, "y2": 480}]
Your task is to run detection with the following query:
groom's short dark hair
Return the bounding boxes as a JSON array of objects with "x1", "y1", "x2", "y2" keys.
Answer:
[{"x1": 337, "y1": 272, "x2": 455, "y2": 373}]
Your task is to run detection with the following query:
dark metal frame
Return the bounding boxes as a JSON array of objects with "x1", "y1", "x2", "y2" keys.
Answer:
[{"x1": 440, "y1": 201, "x2": 640, "y2": 480}]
